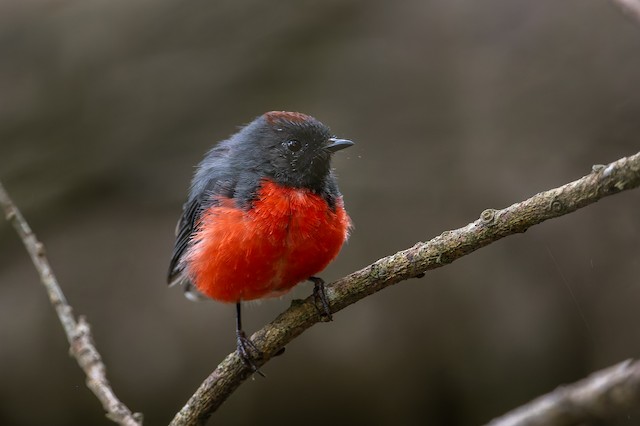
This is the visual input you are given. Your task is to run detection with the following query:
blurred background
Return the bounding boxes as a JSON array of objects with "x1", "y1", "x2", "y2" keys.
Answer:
[{"x1": 1, "y1": 0, "x2": 640, "y2": 425}]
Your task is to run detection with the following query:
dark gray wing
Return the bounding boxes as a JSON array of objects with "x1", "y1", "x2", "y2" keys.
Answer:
[
  {"x1": 167, "y1": 140, "x2": 242, "y2": 291},
  {"x1": 167, "y1": 197, "x2": 202, "y2": 286}
]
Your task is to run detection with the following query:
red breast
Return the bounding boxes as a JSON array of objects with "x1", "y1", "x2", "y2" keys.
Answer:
[{"x1": 185, "y1": 179, "x2": 351, "y2": 302}]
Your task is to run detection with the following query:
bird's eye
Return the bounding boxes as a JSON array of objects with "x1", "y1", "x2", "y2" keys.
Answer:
[{"x1": 285, "y1": 139, "x2": 302, "y2": 152}]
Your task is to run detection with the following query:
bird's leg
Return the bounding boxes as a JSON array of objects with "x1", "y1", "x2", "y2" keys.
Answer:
[
  {"x1": 235, "y1": 302, "x2": 265, "y2": 377},
  {"x1": 308, "y1": 276, "x2": 333, "y2": 321}
]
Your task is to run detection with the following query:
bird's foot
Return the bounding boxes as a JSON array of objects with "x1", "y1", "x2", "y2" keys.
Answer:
[
  {"x1": 309, "y1": 276, "x2": 333, "y2": 322},
  {"x1": 236, "y1": 330, "x2": 265, "y2": 377}
]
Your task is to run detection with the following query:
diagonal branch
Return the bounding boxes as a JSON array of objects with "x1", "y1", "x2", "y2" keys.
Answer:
[
  {"x1": 169, "y1": 152, "x2": 640, "y2": 426},
  {"x1": 0, "y1": 183, "x2": 142, "y2": 426},
  {"x1": 486, "y1": 359, "x2": 640, "y2": 426},
  {"x1": 606, "y1": 0, "x2": 640, "y2": 24}
]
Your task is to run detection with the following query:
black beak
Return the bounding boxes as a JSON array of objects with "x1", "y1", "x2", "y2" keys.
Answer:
[{"x1": 326, "y1": 137, "x2": 354, "y2": 153}]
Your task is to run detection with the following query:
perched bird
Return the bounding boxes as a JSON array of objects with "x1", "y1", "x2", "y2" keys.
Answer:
[{"x1": 168, "y1": 111, "x2": 353, "y2": 371}]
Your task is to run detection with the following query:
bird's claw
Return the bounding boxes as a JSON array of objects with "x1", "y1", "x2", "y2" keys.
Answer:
[
  {"x1": 309, "y1": 276, "x2": 333, "y2": 321},
  {"x1": 236, "y1": 331, "x2": 265, "y2": 377}
]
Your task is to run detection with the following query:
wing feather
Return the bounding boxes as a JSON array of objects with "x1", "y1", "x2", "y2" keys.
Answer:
[
  {"x1": 167, "y1": 141, "x2": 240, "y2": 298},
  {"x1": 167, "y1": 197, "x2": 202, "y2": 286}
]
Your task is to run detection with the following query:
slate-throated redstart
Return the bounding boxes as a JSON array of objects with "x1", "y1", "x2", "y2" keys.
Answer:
[{"x1": 168, "y1": 111, "x2": 353, "y2": 371}]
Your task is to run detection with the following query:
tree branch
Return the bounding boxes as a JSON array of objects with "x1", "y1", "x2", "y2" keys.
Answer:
[
  {"x1": 170, "y1": 152, "x2": 640, "y2": 426},
  {"x1": 486, "y1": 359, "x2": 640, "y2": 426},
  {"x1": 0, "y1": 183, "x2": 142, "y2": 426},
  {"x1": 5, "y1": 151, "x2": 639, "y2": 425},
  {"x1": 607, "y1": 0, "x2": 640, "y2": 23}
]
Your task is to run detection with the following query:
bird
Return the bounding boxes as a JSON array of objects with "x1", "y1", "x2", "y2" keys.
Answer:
[{"x1": 168, "y1": 111, "x2": 353, "y2": 372}]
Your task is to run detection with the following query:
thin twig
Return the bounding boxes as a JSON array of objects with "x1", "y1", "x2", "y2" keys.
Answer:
[
  {"x1": 606, "y1": 0, "x2": 640, "y2": 23},
  {"x1": 486, "y1": 359, "x2": 640, "y2": 426},
  {"x1": 170, "y1": 152, "x2": 640, "y2": 426},
  {"x1": 0, "y1": 183, "x2": 142, "y2": 426}
]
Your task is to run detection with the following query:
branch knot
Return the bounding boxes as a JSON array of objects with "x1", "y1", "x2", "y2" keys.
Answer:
[{"x1": 480, "y1": 209, "x2": 497, "y2": 225}]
